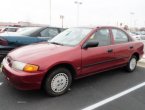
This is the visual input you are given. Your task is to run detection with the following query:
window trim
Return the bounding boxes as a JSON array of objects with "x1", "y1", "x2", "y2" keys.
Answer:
[
  {"x1": 111, "y1": 28, "x2": 130, "y2": 44},
  {"x1": 83, "y1": 28, "x2": 112, "y2": 48}
]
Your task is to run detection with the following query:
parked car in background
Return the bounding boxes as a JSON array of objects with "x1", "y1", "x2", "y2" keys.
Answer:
[
  {"x1": 0, "y1": 26, "x2": 65, "y2": 61},
  {"x1": 131, "y1": 31, "x2": 145, "y2": 40},
  {"x1": 129, "y1": 32, "x2": 142, "y2": 41},
  {"x1": 0, "y1": 27, "x2": 19, "y2": 33},
  {"x1": 1, "y1": 26, "x2": 144, "y2": 96},
  {"x1": 0, "y1": 27, "x2": 4, "y2": 33},
  {"x1": 140, "y1": 34, "x2": 145, "y2": 40},
  {"x1": 0, "y1": 27, "x2": 7, "y2": 33}
]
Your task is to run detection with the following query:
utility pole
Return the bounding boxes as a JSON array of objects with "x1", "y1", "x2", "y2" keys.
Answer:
[
  {"x1": 74, "y1": 1, "x2": 82, "y2": 26},
  {"x1": 130, "y1": 12, "x2": 135, "y2": 27},
  {"x1": 60, "y1": 15, "x2": 64, "y2": 28}
]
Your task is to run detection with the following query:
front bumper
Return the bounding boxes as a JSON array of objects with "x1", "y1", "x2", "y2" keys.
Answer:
[{"x1": 1, "y1": 58, "x2": 46, "y2": 90}]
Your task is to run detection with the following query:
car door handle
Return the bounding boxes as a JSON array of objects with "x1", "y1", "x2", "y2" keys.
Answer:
[
  {"x1": 129, "y1": 46, "x2": 133, "y2": 49},
  {"x1": 108, "y1": 49, "x2": 113, "y2": 53}
]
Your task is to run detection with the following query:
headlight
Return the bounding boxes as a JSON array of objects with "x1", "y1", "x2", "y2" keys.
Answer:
[
  {"x1": 12, "y1": 61, "x2": 39, "y2": 72},
  {"x1": 12, "y1": 61, "x2": 26, "y2": 70}
]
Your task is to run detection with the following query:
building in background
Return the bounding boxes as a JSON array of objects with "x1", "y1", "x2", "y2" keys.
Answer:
[{"x1": 0, "y1": 21, "x2": 48, "y2": 27}]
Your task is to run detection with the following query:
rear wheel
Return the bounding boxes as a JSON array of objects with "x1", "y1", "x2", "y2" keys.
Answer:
[
  {"x1": 126, "y1": 55, "x2": 137, "y2": 72},
  {"x1": 44, "y1": 67, "x2": 72, "y2": 96}
]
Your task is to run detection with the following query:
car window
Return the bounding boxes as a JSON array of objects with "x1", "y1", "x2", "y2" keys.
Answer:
[
  {"x1": 40, "y1": 28, "x2": 59, "y2": 37},
  {"x1": 112, "y1": 29, "x2": 128, "y2": 44},
  {"x1": 59, "y1": 28, "x2": 67, "y2": 32},
  {"x1": 18, "y1": 27, "x2": 42, "y2": 36},
  {"x1": 6, "y1": 28, "x2": 18, "y2": 32},
  {"x1": 49, "y1": 28, "x2": 92, "y2": 46},
  {"x1": 89, "y1": 29, "x2": 111, "y2": 46}
]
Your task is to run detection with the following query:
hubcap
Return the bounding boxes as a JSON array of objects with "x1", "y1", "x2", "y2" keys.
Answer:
[
  {"x1": 130, "y1": 58, "x2": 136, "y2": 70},
  {"x1": 51, "y1": 73, "x2": 69, "y2": 93}
]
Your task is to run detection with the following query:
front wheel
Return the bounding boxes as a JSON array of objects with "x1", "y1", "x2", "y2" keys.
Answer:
[
  {"x1": 44, "y1": 67, "x2": 72, "y2": 96},
  {"x1": 126, "y1": 55, "x2": 137, "y2": 72}
]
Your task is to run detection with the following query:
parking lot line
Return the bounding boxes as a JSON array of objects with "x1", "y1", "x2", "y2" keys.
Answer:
[
  {"x1": 0, "y1": 82, "x2": 3, "y2": 86},
  {"x1": 17, "y1": 101, "x2": 27, "y2": 104},
  {"x1": 82, "y1": 81, "x2": 145, "y2": 110}
]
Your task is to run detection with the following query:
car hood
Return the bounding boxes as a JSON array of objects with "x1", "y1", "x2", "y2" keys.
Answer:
[{"x1": 8, "y1": 42, "x2": 73, "y2": 63}]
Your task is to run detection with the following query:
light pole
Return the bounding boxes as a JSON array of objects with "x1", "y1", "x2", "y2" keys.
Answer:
[
  {"x1": 130, "y1": 12, "x2": 135, "y2": 27},
  {"x1": 49, "y1": 0, "x2": 51, "y2": 25},
  {"x1": 60, "y1": 15, "x2": 64, "y2": 28},
  {"x1": 74, "y1": 1, "x2": 82, "y2": 26}
]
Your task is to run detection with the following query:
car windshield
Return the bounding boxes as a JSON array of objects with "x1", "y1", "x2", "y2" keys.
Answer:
[
  {"x1": 17, "y1": 27, "x2": 41, "y2": 36},
  {"x1": 48, "y1": 28, "x2": 92, "y2": 46}
]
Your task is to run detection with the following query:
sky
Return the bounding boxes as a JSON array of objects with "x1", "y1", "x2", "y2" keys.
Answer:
[{"x1": 0, "y1": 0, "x2": 145, "y2": 28}]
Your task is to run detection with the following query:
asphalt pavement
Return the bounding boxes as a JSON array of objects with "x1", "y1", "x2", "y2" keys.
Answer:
[
  {"x1": 0, "y1": 40, "x2": 145, "y2": 110},
  {"x1": 0, "y1": 64, "x2": 145, "y2": 110}
]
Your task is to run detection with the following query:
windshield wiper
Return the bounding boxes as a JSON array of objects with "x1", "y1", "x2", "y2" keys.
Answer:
[{"x1": 48, "y1": 42, "x2": 64, "y2": 46}]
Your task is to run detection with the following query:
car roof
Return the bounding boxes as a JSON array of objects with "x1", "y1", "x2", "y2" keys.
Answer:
[
  {"x1": 73, "y1": 26, "x2": 122, "y2": 29},
  {"x1": 79, "y1": 26, "x2": 119, "y2": 28}
]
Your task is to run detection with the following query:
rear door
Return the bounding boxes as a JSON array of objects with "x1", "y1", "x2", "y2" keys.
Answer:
[
  {"x1": 81, "y1": 28, "x2": 115, "y2": 75},
  {"x1": 111, "y1": 28, "x2": 134, "y2": 65}
]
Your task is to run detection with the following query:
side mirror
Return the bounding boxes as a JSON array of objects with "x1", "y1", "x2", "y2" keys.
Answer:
[{"x1": 82, "y1": 40, "x2": 99, "y2": 49}]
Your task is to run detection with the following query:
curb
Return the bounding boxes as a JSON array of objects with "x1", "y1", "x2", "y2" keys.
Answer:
[{"x1": 138, "y1": 57, "x2": 145, "y2": 66}]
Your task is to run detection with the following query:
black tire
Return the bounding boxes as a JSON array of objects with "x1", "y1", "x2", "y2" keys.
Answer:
[
  {"x1": 44, "y1": 67, "x2": 72, "y2": 96},
  {"x1": 125, "y1": 55, "x2": 137, "y2": 72}
]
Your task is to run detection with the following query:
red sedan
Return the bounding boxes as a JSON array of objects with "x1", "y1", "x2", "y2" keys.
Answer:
[{"x1": 1, "y1": 26, "x2": 144, "y2": 96}]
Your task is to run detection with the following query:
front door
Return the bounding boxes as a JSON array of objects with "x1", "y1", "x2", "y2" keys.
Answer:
[{"x1": 81, "y1": 28, "x2": 115, "y2": 75}]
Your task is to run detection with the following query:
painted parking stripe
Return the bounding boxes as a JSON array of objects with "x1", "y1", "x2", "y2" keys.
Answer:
[
  {"x1": 82, "y1": 82, "x2": 145, "y2": 110},
  {"x1": 143, "y1": 55, "x2": 145, "y2": 59},
  {"x1": 17, "y1": 101, "x2": 27, "y2": 104},
  {"x1": 0, "y1": 82, "x2": 3, "y2": 86}
]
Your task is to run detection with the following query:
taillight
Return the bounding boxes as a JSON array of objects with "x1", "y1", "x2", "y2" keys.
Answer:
[{"x1": 0, "y1": 37, "x2": 8, "y2": 46}]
